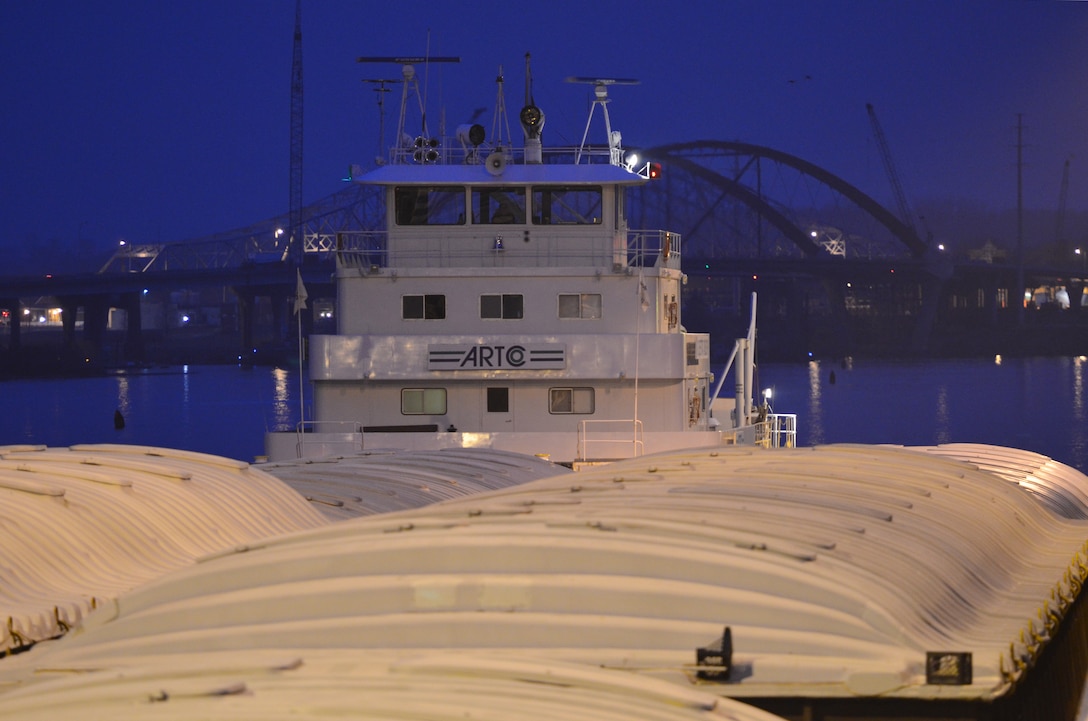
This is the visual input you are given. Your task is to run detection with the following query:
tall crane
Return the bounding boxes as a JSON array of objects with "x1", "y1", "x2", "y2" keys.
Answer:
[
  {"x1": 288, "y1": 0, "x2": 303, "y2": 265},
  {"x1": 1056, "y1": 157, "x2": 1070, "y2": 257},
  {"x1": 866, "y1": 103, "x2": 928, "y2": 250}
]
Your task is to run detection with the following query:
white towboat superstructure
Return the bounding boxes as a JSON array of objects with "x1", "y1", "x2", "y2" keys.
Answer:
[{"x1": 266, "y1": 59, "x2": 794, "y2": 464}]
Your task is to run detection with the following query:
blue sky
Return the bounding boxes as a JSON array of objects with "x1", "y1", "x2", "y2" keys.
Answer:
[{"x1": 3, "y1": 0, "x2": 1087, "y2": 250}]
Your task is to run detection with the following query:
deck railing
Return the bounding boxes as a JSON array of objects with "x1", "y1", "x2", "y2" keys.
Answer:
[
  {"x1": 294, "y1": 420, "x2": 363, "y2": 458},
  {"x1": 577, "y1": 419, "x2": 645, "y2": 462},
  {"x1": 756, "y1": 414, "x2": 798, "y2": 449},
  {"x1": 334, "y1": 229, "x2": 680, "y2": 271}
]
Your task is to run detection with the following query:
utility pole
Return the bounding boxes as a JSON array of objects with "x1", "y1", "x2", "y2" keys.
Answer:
[
  {"x1": 1016, "y1": 114, "x2": 1025, "y2": 324},
  {"x1": 1056, "y1": 157, "x2": 1070, "y2": 259},
  {"x1": 289, "y1": 0, "x2": 303, "y2": 267}
]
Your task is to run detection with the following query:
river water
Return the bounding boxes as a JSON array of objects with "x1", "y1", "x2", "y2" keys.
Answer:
[{"x1": 1, "y1": 356, "x2": 1086, "y2": 473}]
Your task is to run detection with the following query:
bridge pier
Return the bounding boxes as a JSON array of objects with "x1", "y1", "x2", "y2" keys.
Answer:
[
  {"x1": 59, "y1": 297, "x2": 79, "y2": 348},
  {"x1": 83, "y1": 296, "x2": 110, "y2": 351},
  {"x1": 237, "y1": 289, "x2": 256, "y2": 357},
  {"x1": 119, "y1": 291, "x2": 144, "y2": 361}
]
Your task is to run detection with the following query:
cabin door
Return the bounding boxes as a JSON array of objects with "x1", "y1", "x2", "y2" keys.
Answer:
[{"x1": 482, "y1": 385, "x2": 514, "y2": 432}]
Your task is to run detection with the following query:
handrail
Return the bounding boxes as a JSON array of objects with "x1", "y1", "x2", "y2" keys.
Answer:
[
  {"x1": 756, "y1": 413, "x2": 797, "y2": 449},
  {"x1": 294, "y1": 420, "x2": 364, "y2": 459},
  {"x1": 577, "y1": 419, "x2": 644, "y2": 461},
  {"x1": 388, "y1": 143, "x2": 618, "y2": 167},
  {"x1": 335, "y1": 229, "x2": 681, "y2": 271}
]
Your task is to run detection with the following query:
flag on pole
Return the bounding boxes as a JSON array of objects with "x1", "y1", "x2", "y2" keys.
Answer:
[{"x1": 294, "y1": 268, "x2": 308, "y2": 315}]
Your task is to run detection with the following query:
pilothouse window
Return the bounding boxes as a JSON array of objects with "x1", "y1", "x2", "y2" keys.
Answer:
[
  {"x1": 533, "y1": 186, "x2": 602, "y2": 225},
  {"x1": 473, "y1": 187, "x2": 526, "y2": 224},
  {"x1": 394, "y1": 186, "x2": 465, "y2": 225}
]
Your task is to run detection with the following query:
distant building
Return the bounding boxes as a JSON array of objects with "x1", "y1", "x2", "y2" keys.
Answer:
[{"x1": 968, "y1": 239, "x2": 1006, "y2": 264}]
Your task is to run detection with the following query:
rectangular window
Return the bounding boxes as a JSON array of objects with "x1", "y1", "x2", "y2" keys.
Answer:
[
  {"x1": 558, "y1": 293, "x2": 602, "y2": 319},
  {"x1": 532, "y1": 186, "x2": 603, "y2": 225},
  {"x1": 480, "y1": 294, "x2": 524, "y2": 319},
  {"x1": 686, "y1": 341, "x2": 697, "y2": 365},
  {"x1": 486, "y1": 387, "x2": 509, "y2": 413},
  {"x1": 549, "y1": 387, "x2": 594, "y2": 414},
  {"x1": 403, "y1": 294, "x2": 446, "y2": 319},
  {"x1": 472, "y1": 187, "x2": 526, "y2": 224},
  {"x1": 394, "y1": 186, "x2": 465, "y2": 225},
  {"x1": 401, "y1": 388, "x2": 447, "y2": 415}
]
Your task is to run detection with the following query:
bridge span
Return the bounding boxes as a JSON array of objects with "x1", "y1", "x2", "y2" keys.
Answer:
[{"x1": 2, "y1": 140, "x2": 1085, "y2": 372}]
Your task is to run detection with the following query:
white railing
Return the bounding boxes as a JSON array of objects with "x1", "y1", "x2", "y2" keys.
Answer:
[
  {"x1": 577, "y1": 419, "x2": 645, "y2": 462},
  {"x1": 294, "y1": 420, "x2": 363, "y2": 458},
  {"x1": 334, "y1": 229, "x2": 681, "y2": 271},
  {"x1": 388, "y1": 143, "x2": 617, "y2": 167},
  {"x1": 756, "y1": 413, "x2": 798, "y2": 449}
]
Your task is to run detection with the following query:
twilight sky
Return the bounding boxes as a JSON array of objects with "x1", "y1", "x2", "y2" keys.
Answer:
[{"x1": 3, "y1": 0, "x2": 1087, "y2": 254}]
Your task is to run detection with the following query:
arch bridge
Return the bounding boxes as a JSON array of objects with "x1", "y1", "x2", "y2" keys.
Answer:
[{"x1": 6, "y1": 140, "x2": 1077, "y2": 366}]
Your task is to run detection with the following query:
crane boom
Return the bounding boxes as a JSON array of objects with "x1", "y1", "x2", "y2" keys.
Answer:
[{"x1": 866, "y1": 103, "x2": 924, "y2": 247}]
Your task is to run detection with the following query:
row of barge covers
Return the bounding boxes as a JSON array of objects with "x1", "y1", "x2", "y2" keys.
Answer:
[{"x1": 0, "y1": 442, "x2": 1087, "y2": 719}]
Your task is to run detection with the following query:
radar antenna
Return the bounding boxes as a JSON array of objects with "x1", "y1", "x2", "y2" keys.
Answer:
[
  {"x1": 566, "y1": 76, "x2": 639, "y2": 165},
  {"x1": 357, "y1": 55, "x2": 460, "y2": 162}
]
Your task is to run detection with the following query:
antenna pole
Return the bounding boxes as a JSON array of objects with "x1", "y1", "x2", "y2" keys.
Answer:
[
  {"x1": 357, "y1": 55, "x2": 460, "y2": 158},
  {"x1": 491, "y1": 66, "x2": 511, "y2": 149},
  {"x1": 288, "y1": 0, "x2": 303, "y2": 266}
]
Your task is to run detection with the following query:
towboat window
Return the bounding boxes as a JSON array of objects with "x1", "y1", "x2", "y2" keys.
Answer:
[
  {"x1": 558, "y1": 293, "x2": 602, "y2": 319},
  {"x1": 394, "y1": 186, "x2": 465, "y2": 225},
  {"x1": 402, "y1": 294, "x2": 446, "y2": 319},
  {"x1": 472, "y1": 187, "x2": 525, "y2": 224},
  {"x1": 549, "y1": 387, "x2": 594, "y2": 414},
  {"x1": 532, "y1": 186, "x2": 602, "y2": 225},
  {"x1": 480, "y1": 294, "x2": 524, "y2": 319},
  {"x1": 486, "y1": 387, "x2": 509, "y2": 413},
  {"x1": 401, "y1": 388, "x2": 447, "y2": 415}
]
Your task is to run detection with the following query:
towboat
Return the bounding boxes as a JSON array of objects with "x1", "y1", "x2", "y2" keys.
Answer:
[{"x1": 265, "y1": 58, "x2": 795, "y2": 464}]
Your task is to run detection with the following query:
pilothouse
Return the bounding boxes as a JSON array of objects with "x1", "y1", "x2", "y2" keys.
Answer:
[{"x1": 265, "y1": 55, "x2": 795, "y2": 464}]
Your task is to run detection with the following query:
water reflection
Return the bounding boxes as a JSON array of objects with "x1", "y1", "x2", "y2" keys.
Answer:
[
  {"x1": 807, "y1": 360, "x2": 824, "y2": 445},
  {"x1": 934, "y1": 384, "x2": 950, "y2": 444},
  {"x1": 270, "y1": 368, "x2": 293, "y2": 431},
  {"x1": 1072, "y1": 357, "x2": 1087, "y2": 471},
  {"x1": 114, "y1": 375, "x2": 131, "y2": 416}
]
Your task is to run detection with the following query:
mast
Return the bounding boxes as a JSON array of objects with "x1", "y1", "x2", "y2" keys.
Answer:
[{"x1": 288, "y1": 0, "x2": 303, "y2": 266}]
